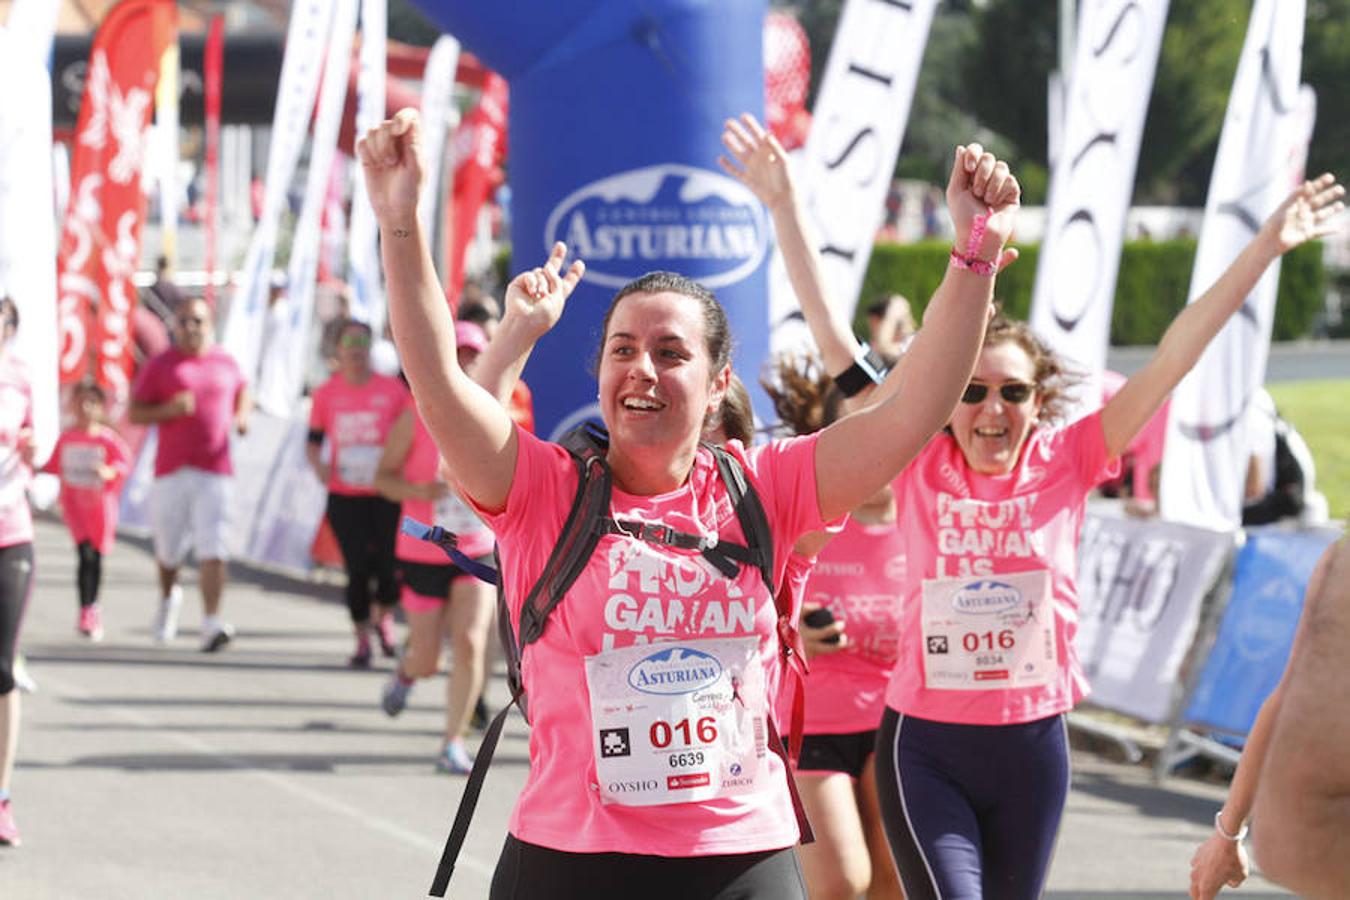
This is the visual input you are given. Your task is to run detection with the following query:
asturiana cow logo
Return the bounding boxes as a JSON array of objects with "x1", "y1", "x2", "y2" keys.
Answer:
[
  {"x1": 627, "y1": 646, "x2": 724, "y2": 696},
  {"x1": 544, "y1": 164, "x2": 768, "y2": 289},
  {"x1": 951, "y1": 580, "x2": 1022, "y2": 615}
]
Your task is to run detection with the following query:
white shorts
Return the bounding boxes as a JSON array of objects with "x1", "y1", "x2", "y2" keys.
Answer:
[{"x1": 151, "y1": 467, "x2": 232, "y2": 567}]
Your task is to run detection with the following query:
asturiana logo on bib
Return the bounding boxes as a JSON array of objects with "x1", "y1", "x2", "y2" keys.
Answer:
[
  {"x1": 544, "y1": 164, "x2": 768, "y2": 289},
  {"x1": 952, "y1": 580, "x2": 1022, "y2": 615},
  {"x1": 627, "y1": 646, "x2": 723, "y2": 695}
]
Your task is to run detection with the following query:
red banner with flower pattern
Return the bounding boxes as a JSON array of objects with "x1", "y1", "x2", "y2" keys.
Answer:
[{"x1": 55, "y1": 0, "x2": 176, "y2": 401}]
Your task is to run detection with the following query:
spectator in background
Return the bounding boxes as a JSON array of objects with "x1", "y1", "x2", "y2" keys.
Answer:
[
  {"x1": 1242, "y1": 387, "x2": 1326, "y2": 526},
  {"x1": 318, "y1": 283, "x2": 353, "y2": 372},
  {"x1": 146, "y1": 255, "x2": 188, "y2": 322},
  {"x1": 129, "y1": 299, "x2": 250, "y2": 652},
  {"x1": 922, "y1": 186, "x2": 942, "y2": 239},
  {"x1": 864, "y1": 293, "x2": 916, "y2": 361}
]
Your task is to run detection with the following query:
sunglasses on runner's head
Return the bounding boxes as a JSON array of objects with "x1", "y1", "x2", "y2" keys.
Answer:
[{"x1": 961, "y1": 382, "x2": 1035, "y2": 404}]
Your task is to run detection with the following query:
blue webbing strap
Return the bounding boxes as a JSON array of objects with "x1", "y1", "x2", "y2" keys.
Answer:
[{"x1": 399, "y1": 517, "x2": 500, "y2": 586}]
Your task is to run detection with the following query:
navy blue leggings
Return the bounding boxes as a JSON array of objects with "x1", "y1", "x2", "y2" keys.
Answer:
[{"x1": 875, "y1": 708, "x2": 1070, "y2": 900}]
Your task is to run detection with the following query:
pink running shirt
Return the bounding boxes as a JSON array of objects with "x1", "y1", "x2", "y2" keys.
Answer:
[
  {"x1": 800, "y1": 508, "x2": 907, "y2": 736},
  {"x1": 309, "y1": 373, "x2": 410, "y2": 496},
  {"x1": 132, "y1": 346, "x2": 245, "y2": 477},
  {"x1": 395, "y1": 410, "x2": 494, "y2": 564},
  {"x1": 0, "y1": 354, "x2": 33, "y2": 548},
  {"x1": 885, "y1": 412, "x2": 1118, "y2": 726},
  {"x1": 473, "y1": 428, "x2": 829, "y2": 856},
  {"x1": 44, "y1": 426, "x2": 131, "y2": 553}
]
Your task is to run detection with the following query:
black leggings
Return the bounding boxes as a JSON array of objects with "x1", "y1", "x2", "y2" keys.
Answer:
[
  {"x1": 489, "y1": 835, "x2": 806, "y2": 900},
  {"x1": 77, "y1": 541, "x2": 103, "y2": 608},
  {"x1": 0, "y1": 542, "x2": 34, "y2": 695},
  {"x1": 875, "y1": 708, "x2": 1070, "y2": 900},
  {"x1": 325, "y1": 493, "x2": 401, "y2": 624}
]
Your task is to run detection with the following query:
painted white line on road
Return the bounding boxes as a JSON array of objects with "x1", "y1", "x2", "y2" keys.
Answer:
[{"x1": 36, "y1": 670, "x2": 497, "y2": 886}]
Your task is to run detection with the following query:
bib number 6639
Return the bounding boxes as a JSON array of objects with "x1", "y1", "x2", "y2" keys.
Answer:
[{"x1": 650, "y1": 716, "x2": 718, "y2": 749}]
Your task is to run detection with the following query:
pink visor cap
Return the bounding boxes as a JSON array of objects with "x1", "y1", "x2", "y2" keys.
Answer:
[{"x1": 455, "y1": 320, "x2": 489, "y2": 354}]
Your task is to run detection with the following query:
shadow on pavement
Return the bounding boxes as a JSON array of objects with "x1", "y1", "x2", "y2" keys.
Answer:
[
  {"x1": 19, "y1": 750, "x2": 531, "y2": 772},
  {"x1": 1071, "y1": 768, "x2": 1219, "y2": 830}
]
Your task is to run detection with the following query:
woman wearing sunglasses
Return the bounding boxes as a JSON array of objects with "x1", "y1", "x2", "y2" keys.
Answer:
[
  {"x1": 306, "y1": 318, "x2": 413, "y2": 667},
  {"x1": 722, "y1": 114, "x2": 1345, "y2": 899}
]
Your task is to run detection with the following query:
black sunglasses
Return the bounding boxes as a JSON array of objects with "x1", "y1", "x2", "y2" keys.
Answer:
[{"x1": 961, "y1": 382, "x2": 1034, "y2": 405}]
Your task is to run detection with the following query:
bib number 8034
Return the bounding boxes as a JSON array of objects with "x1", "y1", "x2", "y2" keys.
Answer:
[{"x1": 650, "y1": 716, "x2": 718, "y2": 749}]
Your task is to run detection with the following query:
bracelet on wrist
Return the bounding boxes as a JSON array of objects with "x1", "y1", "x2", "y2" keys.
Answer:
[
  {"x1": 833, "y1": 344, "x2": 889, "y2": 398},
  {"x1": 1214, "y1": 810, "x2": 1248, "y2": 842},
  {"x1": 949, "y1": 247, "x2": 999, "y2": 278}
]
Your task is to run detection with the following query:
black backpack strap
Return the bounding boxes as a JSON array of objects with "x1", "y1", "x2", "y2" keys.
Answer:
[
  {"x1": 707, "y1": 444, "x2": 775, "y2": 590},
  {"x1": 429, "y1": 688, "x2": 520, "y2": 897},
  {"x1": 517, "y1": 427, "x2": 612, "y2": 648},
  {"x1": 429, "y1": 425, "x2": 615, "y2": 896}
]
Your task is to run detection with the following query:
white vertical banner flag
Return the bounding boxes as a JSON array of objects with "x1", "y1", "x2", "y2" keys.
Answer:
[
  {"x1": 767, "y1": 0, "x2": 938, "y2": 355},
  {"x1": 222, "y1": 0, "x2": 334, "y2": 384},
  {"x1": 346, "y1": 0, "x2": 386, "y2": 333},
  {"x1": 1160, "y1": 0, "x2": 1308, "y2": 530},
  {"x1": 6, "y1": 0, "x2": 61, "y2": 61},
  {"x1": 154, "y1": 41, "x2": 181, "y2": 264},
  {"x1": 0, "y1": 27, "x2": 60, "y2": 461},
  {"x1": 256, "y1": 0, "x2": 359, "y2": 417},
  {"x1": 417, "y1": 35, "x2": 462, "y2": 239},
  {"x1": 1029, "y1": 0, "x2": 1169, "y2": 412}
]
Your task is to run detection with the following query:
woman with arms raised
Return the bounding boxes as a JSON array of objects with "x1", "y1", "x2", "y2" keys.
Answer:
[
  {"x1": 357, "y1": 108, "x2": 1018, "y2": 899},
  {"x1": 724, "y1": 114, "x2": 1345, "y2": 900}
]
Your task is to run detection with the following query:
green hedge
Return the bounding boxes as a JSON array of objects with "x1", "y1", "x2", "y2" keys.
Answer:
[{"x1": 856, "y1": 238, "x2": 1327, "y2": 344}]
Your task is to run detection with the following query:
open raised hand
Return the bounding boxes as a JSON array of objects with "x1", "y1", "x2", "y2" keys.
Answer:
[
  {"x1": 1265, "y1": 173, "x2": 1345, "y2": 255},
  {"x1": 718, "y1": 113, "x2": 794, "y2": 211},
  {"x1": 502, "y1": 242, "x2": 586, "y2": 340},
  {"x1": 355, "y1": 108, "x2": 424, "y2": 229},
  {"x1": 946, "y1": 143, "x2": 1021, "y2": 271}
]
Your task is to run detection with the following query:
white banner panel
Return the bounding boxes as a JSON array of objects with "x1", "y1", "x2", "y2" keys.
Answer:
[
  {"x1": 221, "y1": 0, "x2": 334, "y2": 384},
  {"x1": 0, "y1": 28, "x2": 60, "y2": 460},
  {"x1": 347, "y1": 0, "x2": 387, "y2": 334},
  {"x1": 1160, "y1": 0, "x2": 1307, "y2": 530},
  {"x1": 417, "y1": 35, "x2": 462, "y2": 246},
  {"x1": 1075, "y1": 509, "x2": 1232, "y2": 723},
  {"x1": 767, "y1": 0, "x2": 938, "y2": 355},
  {"x1": 1029, "y1": 0, "x2": 1169, "y2": 411},
  {"x1": 256, "y1": 0, "x2": 359, "y2": 416}
]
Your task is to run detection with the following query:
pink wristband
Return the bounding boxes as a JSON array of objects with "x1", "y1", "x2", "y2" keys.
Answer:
[
  {"x1": 949, "y1": 247, "x2": 998, "y2": 277},
  {"x1": 964, "y1": 211, "x2": 990, "y2": 258}
]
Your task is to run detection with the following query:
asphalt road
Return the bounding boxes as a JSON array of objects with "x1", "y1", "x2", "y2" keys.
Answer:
[
  {"x1": 1107, "y1": 339, "x2": 1350, "y2": 382},
  {"x1": 1, "y1": 517, "x2": 1291, "y2": 899}
]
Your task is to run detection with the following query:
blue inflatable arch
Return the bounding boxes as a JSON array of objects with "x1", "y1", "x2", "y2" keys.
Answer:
[{"x1": 411, "y1": 0, "x2": 770, "y2": 437}]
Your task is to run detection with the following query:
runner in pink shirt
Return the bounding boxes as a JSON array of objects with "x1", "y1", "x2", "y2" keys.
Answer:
[
  {"x1": 306, "y1": 319, "x2": 412, "y2": 667},
  {"x1": 359, "y1": 107, "x2": 1016, "y2": 898},
  {"x1": 0, "y1": 297, "x2": 37, "y2": 847},
  {"x1": 42, "y1": 381, "x2": 131, "y2": 641},
  {"x1": 727, "y1": 115, "x2": 1345, "y2": 900},
  {"x1": 374, "y1": 322, "x2": 497, "y2": 773},
  {"x1": 758, "y1": 352, "x2": 906, "y2": 900},
  {"x1": 130, "y1": 298, "x2": 250, "y2": 652}
]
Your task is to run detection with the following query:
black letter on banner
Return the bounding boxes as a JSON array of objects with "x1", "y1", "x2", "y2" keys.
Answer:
[
  {"x1": 1091, "y1": 2, "x2": 1144, "y2": 64},
  {"x1": 1050, "y1": 208, "x2": 1105, "y2": 332}
]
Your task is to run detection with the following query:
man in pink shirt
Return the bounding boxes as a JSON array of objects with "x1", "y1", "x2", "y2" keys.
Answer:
[{"x1": 130, "y1": 299, "x2": 250, "y2": 651}]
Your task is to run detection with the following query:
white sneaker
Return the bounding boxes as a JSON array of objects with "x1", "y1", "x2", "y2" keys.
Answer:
[
  {"x1": 12, "y1": 654, "x2": 37, "y2": 694},
  {"x1": 153, "y1": 586, "x2": 183, "y2": 643},
  {"x1": 199, "y1": 620, "x2": 235, "y2": 653}
]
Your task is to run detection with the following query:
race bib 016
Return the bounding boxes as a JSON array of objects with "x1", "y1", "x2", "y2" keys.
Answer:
[
  {"x1": 920, "y1": 570, "x2": 1057, "y2": 691},
  {"x1": 584, "y1": 637, "x2": 769, "y2": 807}
]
